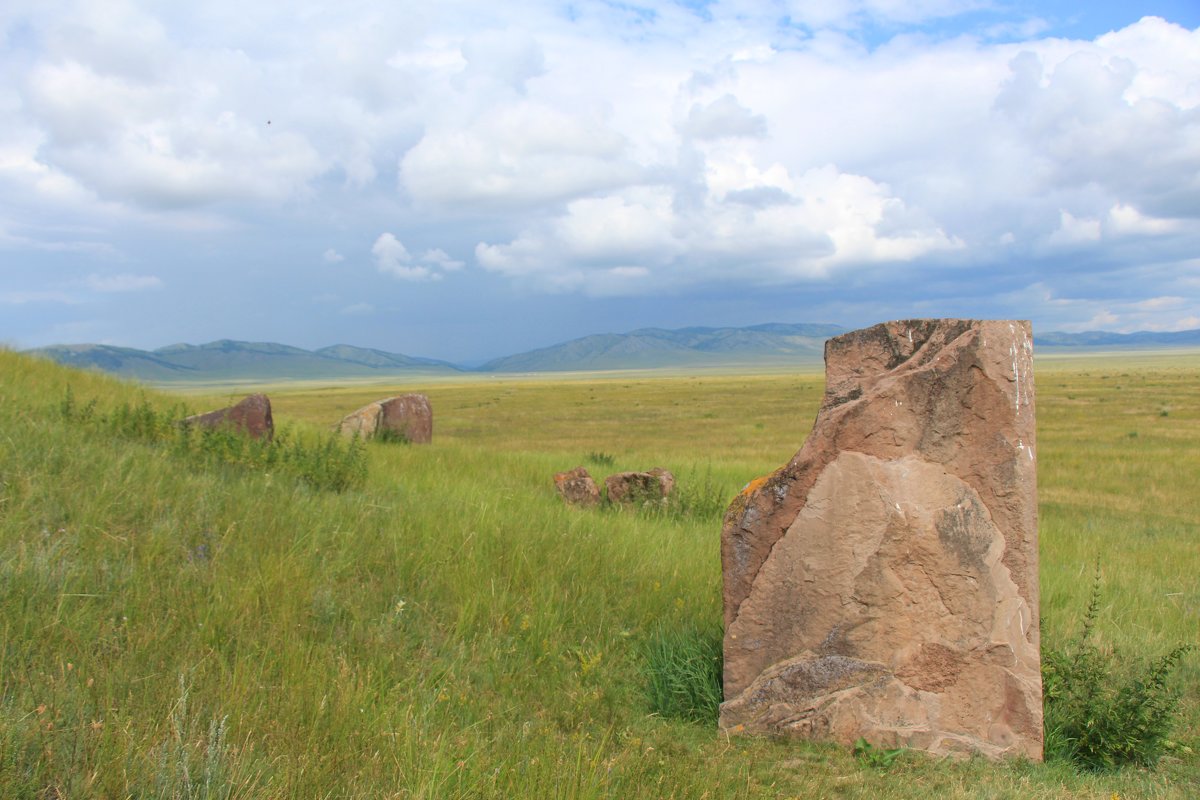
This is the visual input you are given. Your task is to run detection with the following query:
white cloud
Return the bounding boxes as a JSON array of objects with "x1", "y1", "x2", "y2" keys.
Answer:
[
  {"x1": 372, "y1": 232, "x2": 464, "y2": 282},
  {"x1": 1047, "y1": 210, "x2": 1102, "y2": 246},
  {"x1": 372, "y1": 232, "x2": 431, "y2": 281},
  {"x1": 477, "y1": 163, "x2": 962, "y2": 293},
  {"x1": 399, "y1": 101, "x2": 640, "y2": 210},
  {"x1": 1, "y1": 2, "x2": 1198, "y2": 340},
  {"x1": 340, "y1": 302, "x2": 374, "y2": 316},
  {"x1": 25, "y1": 59, "x2": 325, "y2": 209},
  {"x1": 84, "y1": 273, "x2": 163, "y2": 292},
  {"x1": 420, "y1": 248, "x2": 465, "y2": 272},
  {"x1": 1107, "y1": 204, "x2": 1181, "y2": 236},
  {"x1": 0, "y1": 290, "x2": 80, "y2": 305},
  {"x1": 1130, "y1": 295, "x2": 1186, "y2": 312}
]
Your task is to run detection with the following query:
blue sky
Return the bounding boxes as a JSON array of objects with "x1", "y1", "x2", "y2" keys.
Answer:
[{"x1": 1, "y1": 1, "x2": 1197, "y2": 363}]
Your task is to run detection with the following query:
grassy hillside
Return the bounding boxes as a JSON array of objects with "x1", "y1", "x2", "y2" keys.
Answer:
[{"x1": 1, "y1": 349, "x2": 1197, "y2": 797}]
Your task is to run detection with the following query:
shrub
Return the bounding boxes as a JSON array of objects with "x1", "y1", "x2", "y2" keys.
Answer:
[
  {"x1": 643, "y1": 622, "x2": 723, "y2": 724},
  {"x1": 1042, "y1": 566, "x2": 1195, "y2": 771}
]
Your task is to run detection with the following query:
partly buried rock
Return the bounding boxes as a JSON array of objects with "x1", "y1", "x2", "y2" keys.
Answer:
[
  {"x1": 720, "y1": 319, "x2": 1041, "y2": 761},
  {"x1": 605, "y1": 467, "x2": 674, "y2": 506},
  {"x1": 339, "y1": 394, "x2": 432, "y2": 443},
  {"x1": 553, "y1": 466, "x2": 601, "y2": 507},
  {"x1": 182, "y1": 393, "x2": 273, "y2": 441}
]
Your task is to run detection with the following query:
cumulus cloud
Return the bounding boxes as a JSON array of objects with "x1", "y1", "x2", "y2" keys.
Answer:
[
  {"x1": 420, "y1": 248, "x2": 465, "y2": 272},
  {"x1": 399, "y1": 102, "x2": 640, "y2": 210},
  {"x1": 477, "y1": 164, "x2": 962, "y2": 294},
  {"x1": 372, "y1": 233, "x2": 463, "y2": 282},
  {"x1": 1046, "y1": 210, "x2": 1102, "y2": 246},
  {"x1": 1, "y1": 2, "x2": 1198, "y2": 347},
  {"x1": 1107, "y1": 204, "x2": 1182, "y2": 236}
]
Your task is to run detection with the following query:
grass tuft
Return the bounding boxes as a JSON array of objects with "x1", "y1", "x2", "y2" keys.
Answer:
[{"x1": 643, "y1": 622, "x2": 723, "y2": 724}]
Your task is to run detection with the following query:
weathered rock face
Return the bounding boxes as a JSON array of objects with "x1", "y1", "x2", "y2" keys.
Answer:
[
  {"x1": 183, "y1": 394, "x2": 274, "y2": 441},
  {"x1": 605, "y1": 468, "x2": 675, "y2": 506},
  {"x1": 339, "y1": 394, "x2": 432, "y2": 443},
  {"x1": 720, "y1": 319, "x2": 1040, "y2": 761},
  {"x1": 553, "y1": 466, "x2": 601, "y2": 507}
]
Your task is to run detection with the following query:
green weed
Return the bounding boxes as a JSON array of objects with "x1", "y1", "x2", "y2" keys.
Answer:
[
  {"x1": 1043, "y1": 566, "x2": 1195, "y2": 771},
  {"x1": 853, "y1": 738, "x2": 906, "y2": 770}
]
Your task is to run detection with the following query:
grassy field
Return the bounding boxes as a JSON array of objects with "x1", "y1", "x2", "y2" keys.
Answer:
[{"x1": 1, "y1": 349, "x2": 1197, "y2": 798}]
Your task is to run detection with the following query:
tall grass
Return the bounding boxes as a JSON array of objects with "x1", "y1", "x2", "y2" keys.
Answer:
[
  {"x1": 1, "y1": 348, "x2": 1198, "y2": 798},
  {"x1": 56, "y1": 386, "x2": 367, "y2": 492},
  {"x1": 643, "y1": 623, "x2": 723, "y2": 724}
]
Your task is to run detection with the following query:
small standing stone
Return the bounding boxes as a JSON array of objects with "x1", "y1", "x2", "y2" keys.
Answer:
[
  {"x1": 182, "y1": 393, "x2": 274, "y2": 441},
  {"x1": 339, "y1": 394, "x2": 432, "y2": 443}
]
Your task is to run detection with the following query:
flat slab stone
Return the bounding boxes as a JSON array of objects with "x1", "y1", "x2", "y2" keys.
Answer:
[{"x1": 720, "y1": 319, "x2": 1041, "y2": 761}]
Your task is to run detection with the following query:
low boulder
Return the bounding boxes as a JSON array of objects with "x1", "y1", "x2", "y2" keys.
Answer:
[
  {"x1": 339, "y1": 394, "x2": 432, "y2": 443},
  {"x1": 604, "y1": 468, "x2": 674, "y2": 506},
  {"x1": 182, "y1": 393, "x2": 273, "y2": 441},
  {"x1": 553, "y1": 466, "x2": 601, "y2": 507}
]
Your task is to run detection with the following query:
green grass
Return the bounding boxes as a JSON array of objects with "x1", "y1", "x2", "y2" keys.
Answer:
[{"x1": 1, "y1": 348, "x2": 1198, "y2": 797}]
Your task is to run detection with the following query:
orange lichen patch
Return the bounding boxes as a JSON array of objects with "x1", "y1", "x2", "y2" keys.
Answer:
[{"x1": 740, "y1": 474, "x2": 771, "y2": 498}]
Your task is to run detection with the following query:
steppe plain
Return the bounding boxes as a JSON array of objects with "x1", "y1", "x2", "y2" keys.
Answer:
[{"x1": 1, "y1": 347, "x2": 1197, "y2": 797}]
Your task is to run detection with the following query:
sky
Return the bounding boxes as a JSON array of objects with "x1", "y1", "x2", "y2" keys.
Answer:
[{"x1": 1, "y1": 1, "x2": 1198, "y2": 364}]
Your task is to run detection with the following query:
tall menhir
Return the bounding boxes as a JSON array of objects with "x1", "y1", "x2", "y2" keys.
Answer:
[{"x1": 720, "y1": 320, "x2": 1041, "y2": 760}]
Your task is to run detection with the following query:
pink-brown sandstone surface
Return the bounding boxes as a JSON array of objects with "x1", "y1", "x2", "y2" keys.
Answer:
[
  {"x1": 339, "y1": 394, "x2": 432, "y2": 443},
  {"x1": 182, "y1": 393, "x2": 274, "y2": 441},
  {"x1": 720, "y1": 319, "x2": 1041, "y2": 760},
  {"x1": 553, "y1": 466, "x2": 602, "y2": 507}
]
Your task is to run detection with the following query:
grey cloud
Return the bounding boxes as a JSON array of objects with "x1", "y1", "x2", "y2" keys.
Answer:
[
  {"x1": 684, "y1": 94, "x2": 767, "y2": 140},
  {"x1": 724, "y1": 186, "x2": 795, "y2": 207}
]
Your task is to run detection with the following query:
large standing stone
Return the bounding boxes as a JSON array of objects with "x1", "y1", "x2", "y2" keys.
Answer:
[
  {"x1": 182, "y1": 393, "x2": 274, "y2": 441},
  {"x1": 339, "y1": 394, "x2": 432, "y2": 443},
  {"x1": 553, "y1": 466, "x2": 601, "y2": 507},
  {"x1": 720, "y1": 319, "x2": 1040, "y2": 760}
]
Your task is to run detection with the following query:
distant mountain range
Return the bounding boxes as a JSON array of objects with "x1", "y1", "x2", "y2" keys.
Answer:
[
  {"x1": 478, "y1": 323, "x2": 845, "y2": 371},
  {"x1": 23, "y1": 323, "x2": 1200, "y2": 382},
  {"x1": 27, "y1": 340, "x2": 461, "y2": 381}
]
